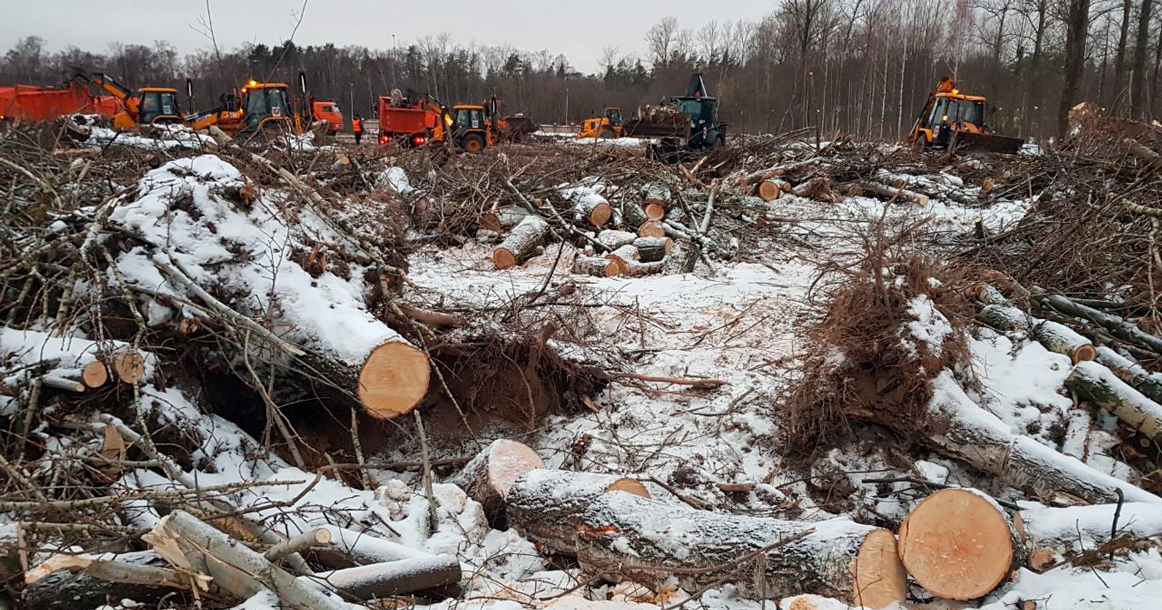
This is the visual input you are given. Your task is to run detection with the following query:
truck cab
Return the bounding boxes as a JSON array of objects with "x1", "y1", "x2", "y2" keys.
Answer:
[{"x1": 311, "y1": 101, "x2": 343, "y2": 134}]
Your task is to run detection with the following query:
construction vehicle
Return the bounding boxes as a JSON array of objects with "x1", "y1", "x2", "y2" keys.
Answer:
[
  {"x1": 907, "y1": 77, "x2": 1024, "y2": 154},
  {"x1": 623, "y1": 73, "x2": 727, "y2": 159},
  {"x1": 87, "y1": 73, "x2": 183, "y2": 130},
  {"x1": 482, "y1": 97, "x2": 535, "y2": 142},
  {"x1": 377, "y1": 90, "x2": 493, "y2": 152},
  {"x1": 575, "y1": 107, "x2": 623, "y2": 139},
  {"x1": 187, "y1": 80, "x2": 296, "y2": 135},
  {"x1": 310, "y1": 99, "x2": 343, "y2": 134},
  {"x1": 0, "y1": 81, "x2": 105, "y2": 122}
]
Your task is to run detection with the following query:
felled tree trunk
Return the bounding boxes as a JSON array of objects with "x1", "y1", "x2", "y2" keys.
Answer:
[
  {"x1": 1095, "y1": 346, "x2": 1162, "y2": 405},
  {"x1": 597, "y1": 229, "x2": 638, "y2": 251},
  {"x1": 633, "y1": 237, "x2": 673, "y2": 263},
  {"x1": 21, "y1": 551, "x2": 181, "y2": 610},
  {"x1": 897, "y1": 488, "x2": 1024, "y2": 601},
  {"x1": 1039, "y1": 293, "x2": 1162, "y2": 354},
  {"x1": 927, "y1": 373, "x2": 1160, "y2": 504},
  {"x1": 1032, "y1": 321, "x2": 1097, "y2": 363},
  {"x1": 755, "y1": 179, "x2": 789, "y2": 202},
  {"x1": 306, "y1": 556, "x2": 462, "y2": 601},
  {"x1": 566, "y1": 189, "x2": 613, "y2": 227},
  {"x1": 145, "y1": 511, "x2": 350, "y2": 609},
  {"x1": 478, "y1": 206, "x2": 529, "y2": 232},
  {"x1": 445, "y1": 438, "x2": 545, "y2": 519},
  {"x1": 1065, "y1": 360, "x2": 1162, "y2": 439},
  {"x1": 506, "y1": 469, "x2": 654, "y2": 554},
  {"x1": 493, "y1": 215, "x2": 551, "y2": 270},
  {"x1": 857, "y1": 181, "x2": 930, "y2": 206},
  {"x1": 573, "y1": 256, "x2": 621, "y2": 277},
  {"x1": 662, "y1": 239, "x2": 699, "y2": 274},
  {"x1": 792, "y1": 177, "x2": 840, "y2": 203},
  {"x1": 574, "y1": 492, "x2": 906, "y2": 608},
  {"x1": 1017, "y1": 502, "x2": 1162, "y2": 557}
]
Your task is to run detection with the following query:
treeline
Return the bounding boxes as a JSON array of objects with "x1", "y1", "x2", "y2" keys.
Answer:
[{"x1": 2, "y1": 0, "x2": 1161, "y2": 140}]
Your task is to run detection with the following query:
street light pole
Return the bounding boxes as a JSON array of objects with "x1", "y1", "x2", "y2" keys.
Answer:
[
  {"x1": 391, "y1": 34, "x2": 397, "y2": 88},
  {"x1": 349, "y1": 82, "x2": 354, "y2": 123}
]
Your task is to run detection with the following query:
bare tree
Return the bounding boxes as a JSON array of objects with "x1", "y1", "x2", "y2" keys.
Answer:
[
  {"x1": 645, "y1": 16, "x2": 680, "y2": 68},
  {"x1": 1058, "y1": 0, "x2": 1092, "y2": 138}
]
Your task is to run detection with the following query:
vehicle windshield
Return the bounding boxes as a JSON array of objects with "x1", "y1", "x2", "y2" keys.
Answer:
[
  {"x1": 454, "y1": 108, "x2": 482, "y2": 131},
  {"x1": 606, "y1": 109, "x2": 622, "y2": 124},
  {"x1": 139, "y1": 91, "x2": 180, "y2": 123},
  {"x1": 928, "y1": 97, "x2": 984, "y2": 127},
  {"x1": 244, "y1": 87, "x2": 290, "y2": 128}
]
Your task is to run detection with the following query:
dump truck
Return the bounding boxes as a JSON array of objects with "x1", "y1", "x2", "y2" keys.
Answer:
[
  {"x1": 623, "y1": 73, "x2": 726, "y2": 159},
  {"x1": 310, "y1": 99, "x2": 343, "y2": 134},
  {"x1": 377, "y1": 91, "x2": 494, "y2": 152},
  {"x1": 907, "y1": 77, "x2": 1024, "y2": 154},
  {"x1": 0, "y1": 82, "x2": 102, "y2": 122}
]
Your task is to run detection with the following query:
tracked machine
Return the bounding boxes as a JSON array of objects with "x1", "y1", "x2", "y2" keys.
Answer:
[{"x1": 907, "y1": 77, "x2": 1024, "y2": 154}]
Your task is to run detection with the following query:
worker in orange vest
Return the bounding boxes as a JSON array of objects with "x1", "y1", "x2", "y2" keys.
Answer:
[{"x1": 352, "y1": 114, "x2": 364, "y2": 144}]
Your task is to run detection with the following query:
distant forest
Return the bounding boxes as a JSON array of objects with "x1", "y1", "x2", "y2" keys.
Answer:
[{"x1": 2, "y1": 0, "x2": 1160, "y2": 140}]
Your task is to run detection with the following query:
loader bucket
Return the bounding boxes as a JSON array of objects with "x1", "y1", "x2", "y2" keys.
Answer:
[
  {"x1": 622, "y1": 117, "x2": 689, "y2": 138},
  {"x1": 948, "y1": 130, "x2": 1025, "y2": 155}
]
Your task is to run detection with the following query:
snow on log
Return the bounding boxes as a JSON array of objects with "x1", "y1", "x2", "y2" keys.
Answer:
[
  {"x1": 1095, "y1": 345, "x2": 1162, "y2": 406},
  {"x1": 1032, "y1": 321, "x2": 1096, "y2": 363},
  {"x1": 637, "y1": 220, "x2": 665, "y2": 238},
  {"x1": 306, "y1": 556, "x2": 462, "y2": 600},
  {"x1": 633, "y1": 237, "x2": 673, "y2": 263},
  {"x1": 573, "y1": 256, "x2": 621, "y2": 277},
  {"x1": 1061, "y1": 407, "x2": 1092, "y2": 459},
  {"x1": 144, "y1": 510, "x2": 350, "y2": 609},
  {"x1": 1, "y1": 327, "x2": 155, "y2": 389},
  {"x1": 446, "y1": 439, "x2": 545, "y2": 518},
  {"x1": 478, "y1": 205, "x2": 529, "y2": 232},
  {"x1": 1065, "y1": 360, "x2": 1162, "y2": 439},
  {"x1": 506, "y1": 469, "x2": 658, "y2": 555},
  {"x1": 858, "y1": 181, "x2": 929, "y2": 206},
  {"x1": 109, "y1": 156, "x2": 430, "y2": 419},
  {"x1": 975, "y1": 303, "x2": 1029, "y2": 331},
  {"x1": 792, "y1": 178, "x2": 840, "y2": 203},
  {"x1": 574, "y1": 492, "x2": 905, "y2": 607},
  {"x1": 561, "y1": 186, "x2": 613, "y2": 227},
  {"x1": 493, "y1": 215, "x2": 551, "y2": 270},
  {"x1": 597, "y1": 229, "x2": 638, "y2": 251},
  {"x1": 927, "y1": 372, "x2": 1161, "y2": 504},
  {"x1": 1017, "y1": 502, "x2": 1162, "y2": 556},
  {"x1": 897, "y1": 488, "x2": 1023, "y2": 600},
  {"x1": 1039, "y1": 293, "x2": 1162, "y2": 354},
  {"x1": 662, "y1": 239, "x2": 699, "y2": 274}
]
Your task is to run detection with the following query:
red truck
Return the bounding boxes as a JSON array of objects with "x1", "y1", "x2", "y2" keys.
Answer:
[
  {"x1": 377, "y1": 94, "x2": 448, "y2": 147},
  {"x1": 0, "y1": 82, "x2": 112, "y2": 122},
  {"x1": 310, "y1": 100, "x2": 343, "y2": 134}
]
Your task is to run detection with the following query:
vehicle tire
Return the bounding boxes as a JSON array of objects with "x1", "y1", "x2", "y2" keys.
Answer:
[
  {"x1": 713, "y1": 135, "x2": 725, "y2": 149},
  {"x1": 598, "y1": 127, "x2": 617, "y2": 140},
  {"x1": 462, "y1": 134, "x2": 485, "y2": 153}
]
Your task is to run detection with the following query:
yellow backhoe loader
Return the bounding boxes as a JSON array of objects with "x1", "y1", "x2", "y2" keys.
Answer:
[
  {"x1": 907, "y1": 77, "x2": 1024, "y2": 154},
  {"x1": 575, "y1": 107, "x2": 623, "y2": 139},
  {"x1": 86, "y1": 73, "x2": 183, "y2": 130}
]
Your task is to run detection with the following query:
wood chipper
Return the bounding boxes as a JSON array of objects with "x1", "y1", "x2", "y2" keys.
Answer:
[{"x1": 907, "y1": 77, "x2": 1024, "y2": 154}]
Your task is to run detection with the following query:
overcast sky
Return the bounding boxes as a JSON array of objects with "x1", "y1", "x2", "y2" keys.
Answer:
[{"x1": 0, "y1": 0, "x2": 767, "y2": 74}]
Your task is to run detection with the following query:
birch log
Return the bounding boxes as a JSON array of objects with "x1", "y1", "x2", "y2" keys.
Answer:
[
  {"x1": 1095, "y1": 346, "x2": 1162, "y2": 406},
  {"x1": 568, "y1": 191, "x2": 613, "y2": 227},
  {"x1": 1039, "y1": 293, "x2": 1162, "y2": 354},
  {"x1": 573, "y1": 256, "x2": 621, "y2": 277},
  {"x1": 597, "y1": 229, "x2": 638, "y2": 251},
  {"x1": 306, "y1": 557, "x2": 462, "y2": 600},
  {"x1": 506, "y1": 469, "x2": 656, "y2": 554},
  {"x1": 1032, "y1": 321, "x2": 1097, "y2": 363},
  {"x1": 620, "y1": 200, "x2": 650, "y2": 228},
  {"x1": 445, "y1": 438, "x2": 545, "y2": 518},
  {"x1": 662, "y1": 239, "x2": 699, "y2": 274},
  {"x1": 897, "y1": 488, "x2": 1024, "y2": 600},
  {"x1": 858, "y1": 181, "x2": 930, "y2": 206},
  {"x1": 1017, "y1": 502, "x2": 1162, "y2": 556},
  {"x1": 633, "y1": 237, "x2": 673, "y2": 262},
  {"x1": 926, "y1": 372, "x2": 1161, "y2": 504},
  {"x1": 574, "y1": 492, "x2": 906, "y2": 608},
  {"x1": 493, "y1": 215, "x2": 551, "y2": 270},
  {"x1": 1065, "y1": 360, "x2": 1162, "y2": 439},
  {"x1": 478, "y1": 205, "x2": 530, "y2": 232},
  {"x1": 145, "y1": 511, "x2": 351, "y2": 609}
]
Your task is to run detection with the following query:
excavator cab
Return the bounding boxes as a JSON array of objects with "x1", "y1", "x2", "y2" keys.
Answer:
[
  {"x1": 241, "y1": 83, "x2": 293, "y2": 133},
  {"x1": 138, "y1": 89, "x2": 182, "y2": 125},
  {"x1": 908, "y1": 78, "x2": 1023, "y2": 154},
  {"x1": 450, "y1": 105, "x2": 491, "y2": 152}
]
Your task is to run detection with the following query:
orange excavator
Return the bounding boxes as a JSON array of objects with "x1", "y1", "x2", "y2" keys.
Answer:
[{"x1": 907, "y1": 77, "x2": 1023, "y2": 154}]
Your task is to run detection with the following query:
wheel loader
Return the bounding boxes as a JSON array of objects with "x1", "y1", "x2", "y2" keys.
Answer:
[
  {"x1": 622, "y1": 73, "x2": 727, "y2": 161},
  {"x1": 906, "y1": 77, "x2": 1024, "y2": 154},
  {"x1": 575, "y1": 107, "x2": 623, "y2": 139}
]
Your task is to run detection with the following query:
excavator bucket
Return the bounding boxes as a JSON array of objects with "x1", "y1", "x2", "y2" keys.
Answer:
[{"x1": 948, "y1": 130, "x2": 1025, "y2": 155}]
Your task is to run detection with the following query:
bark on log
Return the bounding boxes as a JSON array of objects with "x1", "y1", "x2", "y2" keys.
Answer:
[
  {"x1": 637, "y1": 220, "x2": 666, "y2": 238},
  {"x1": 145, "y1": 510, "x2": 350, "y2": 609},
  {"x1": 1095, "y1": 345, "x2": 1162, "y2": 406},
  {"x1": 478, "y1": 206, "x2": 529, "y2": 232},
  {"x1": 445, "y1": 439, "x2": 544, "y2": 519},
  {"x1": 265, "y1": 528, "x2": 333, "y2": 562},
  {"x1": 306, "y1": 557, "x2": 461, "y2": 601},
  {"x1": 573, "y1": 256, "x2": 621, "y2": 277},
  {"x1": 633, "y1": 237, "x2": 673, "y2": 263},
  {"x1": 603, "y1": 245, "x2": 637, "y2": 276},
  {"x1": 21, "y1": 551, "x2": 181, "y2": 610},
  {"x1": 506, "y1": 469, "x2": 657, "y2": 555},
  {"x1": 1065, "y1": 360, "x2": 1162, "y2": 439},
  {"x1": 573, "y1": 492, "x2": 905, "y2": 608},
  {"x1": 620, "y1": 200, "x2": 650, "y2": 228},
  {"x1": 927, "y1": 373, "x2": 1161, "y2": 504},
  {"x1": 597, "y1": 229, "x2": 638, "y2": 251},
  {"x1": 792, "y1": 177, "x2": 840, "y2": 203},
  {"x1": 314, "y1": 526, "x2": 435, "y2": 569},
  {"x1": 858, "y1": 181, "x2": 929, "y2": 206},
  {"x1": 1032, "y1": 321, "x2": 1097, "y2": 363},
  {"x1": 569, "y1": 191, "x2": 613, "y2": 228},
  {"x1": 1039, "y1": 293, "x2": 1162, "y2": 354},
  {"x1": 662, "y1": 239, "x2": 699, "y2": 274},
  {"x1": 976, "y1": 303, "x2": 1030, "y2": 331},
  {"x1": 898, "y1": 488, "x2": 1024, "y2": 600},
  {"x1": 493, "y1": 215, "x2": 551, "y2": 270},
  {"x1": 1061, "y1": 407, "x2": 1092, "y2": 460},
  {"x1": 1017, "y1": 502, "x2": 1162, "y2": 556}
]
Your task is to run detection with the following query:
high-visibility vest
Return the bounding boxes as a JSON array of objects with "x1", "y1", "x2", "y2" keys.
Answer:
[{"x1": 352, "y1": 119, "x2": 363, "y2": 132}]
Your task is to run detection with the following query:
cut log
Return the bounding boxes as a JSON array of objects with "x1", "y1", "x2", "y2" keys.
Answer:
[
  {"x1": 81, "y1": 359, "x2": 109, "y2": 388},
  {"x1": 568, "y1": 190, "x2": 613, "y2": 227},
  {"x1": 637, "y1": 220, "x2": 665, "y2": 238},
  {"x1": 1095, "y1": 345, "x2": 1162, "y2": 406},
  {"x1": 898, "y1": 488, "x2": 1023, "y2": 600},
  {"x1": 446, "y1": 439, "x2": 545, "y2": 519},
  {"x1": 313, "y1": 526, "x2": 434, "y2": 569},
  {"x1": 643, "y1": 202, "x2": 666, "y2": 221},
  {"x1": 756, "y1": 180, "x2": 782, "y2": 202},
  {"x1": 20, "y1": 551, "x2": 183, "y2": 610},
  {"x1": 493, "y1": 215, "x2": 551, "y2": 270},
  {"x1": 478, "y1": 206, "x2": 529, "y2": 232},
  {"x1": 356, "y1": 341, "x2": 432, "y2": 419},
  {"x1": 858, "y1": 181, "x2": 929, "y2": 206},
  {"x1": 620, "y1": 200, "x2": 650, "y2": 228},
  {"x1": 573, "y1": 256, "x2": 621, "y2": 277},
  {"x1": 506, "y1": 469, "x2": 663, "y2": 555},
  {"x1": 792, "y1": 177, "x2": 840, "y2": 203},
  {"x1": 1061, "y1": 407, "x2": 1092, "y2": 460},
  {"x1": 574, "y1": 491, "x2": 905, "y2": 607},
  {"x1": 926, "y1": 372, "x2": 1161, "y2": 504},
  {"x1": 1032, "y1": 321, "x2": 1096, "y2": 363},
  {"x1": 633, "y1": 237, "x2": 673, "y2": 263},
  {"x1": 40, "y1": 375, "x2": 85, "y2": 393},
  {"x1": 1038, "y1": 293, "x2": 1162, "y2": 354},
  {"x1": 110, "y1": 349, "x2": 145, "y2": 384},
  {"x1": 597, "y1": 229, "x2": 638, "y2": 251},
  {"x1": 982, "y1": 177, "x2": 996, "y2": 195},
  {"x1": 265, "y1": 528, "x2": 333, "y2": 562},
  {"x1": 1065, "y1": 360, "x2": 1162, "y2": 439},
  {"x1": 306, "y1": 556, "x2": 462, "y2": 601},
  {"x1": 1018, "y1": 502, "x2": 1162, "y2": 557},
  {"x1": 144, "y1": 510, "x2": 350, "y2": 609},
  {"x1": 976, "y1": 303, "x2": 1029, "y2": 332},
  {"x1": 602, "y1": 245, "x2": 638, "y2": 276},
  {"x1": 662, "y1": 239, "x2": 699, "y2": 274}
]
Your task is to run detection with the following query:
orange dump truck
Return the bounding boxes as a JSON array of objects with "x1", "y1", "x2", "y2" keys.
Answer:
[
  {"x1": 0, "y1": 82, "x2": 109, "y2": 122},
  {"x1": 311, "y1": 100, "x2": 343, "y2": 134},
  {"x1": 377, "y1": 94, "x2": 448, "y2": 147}
]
